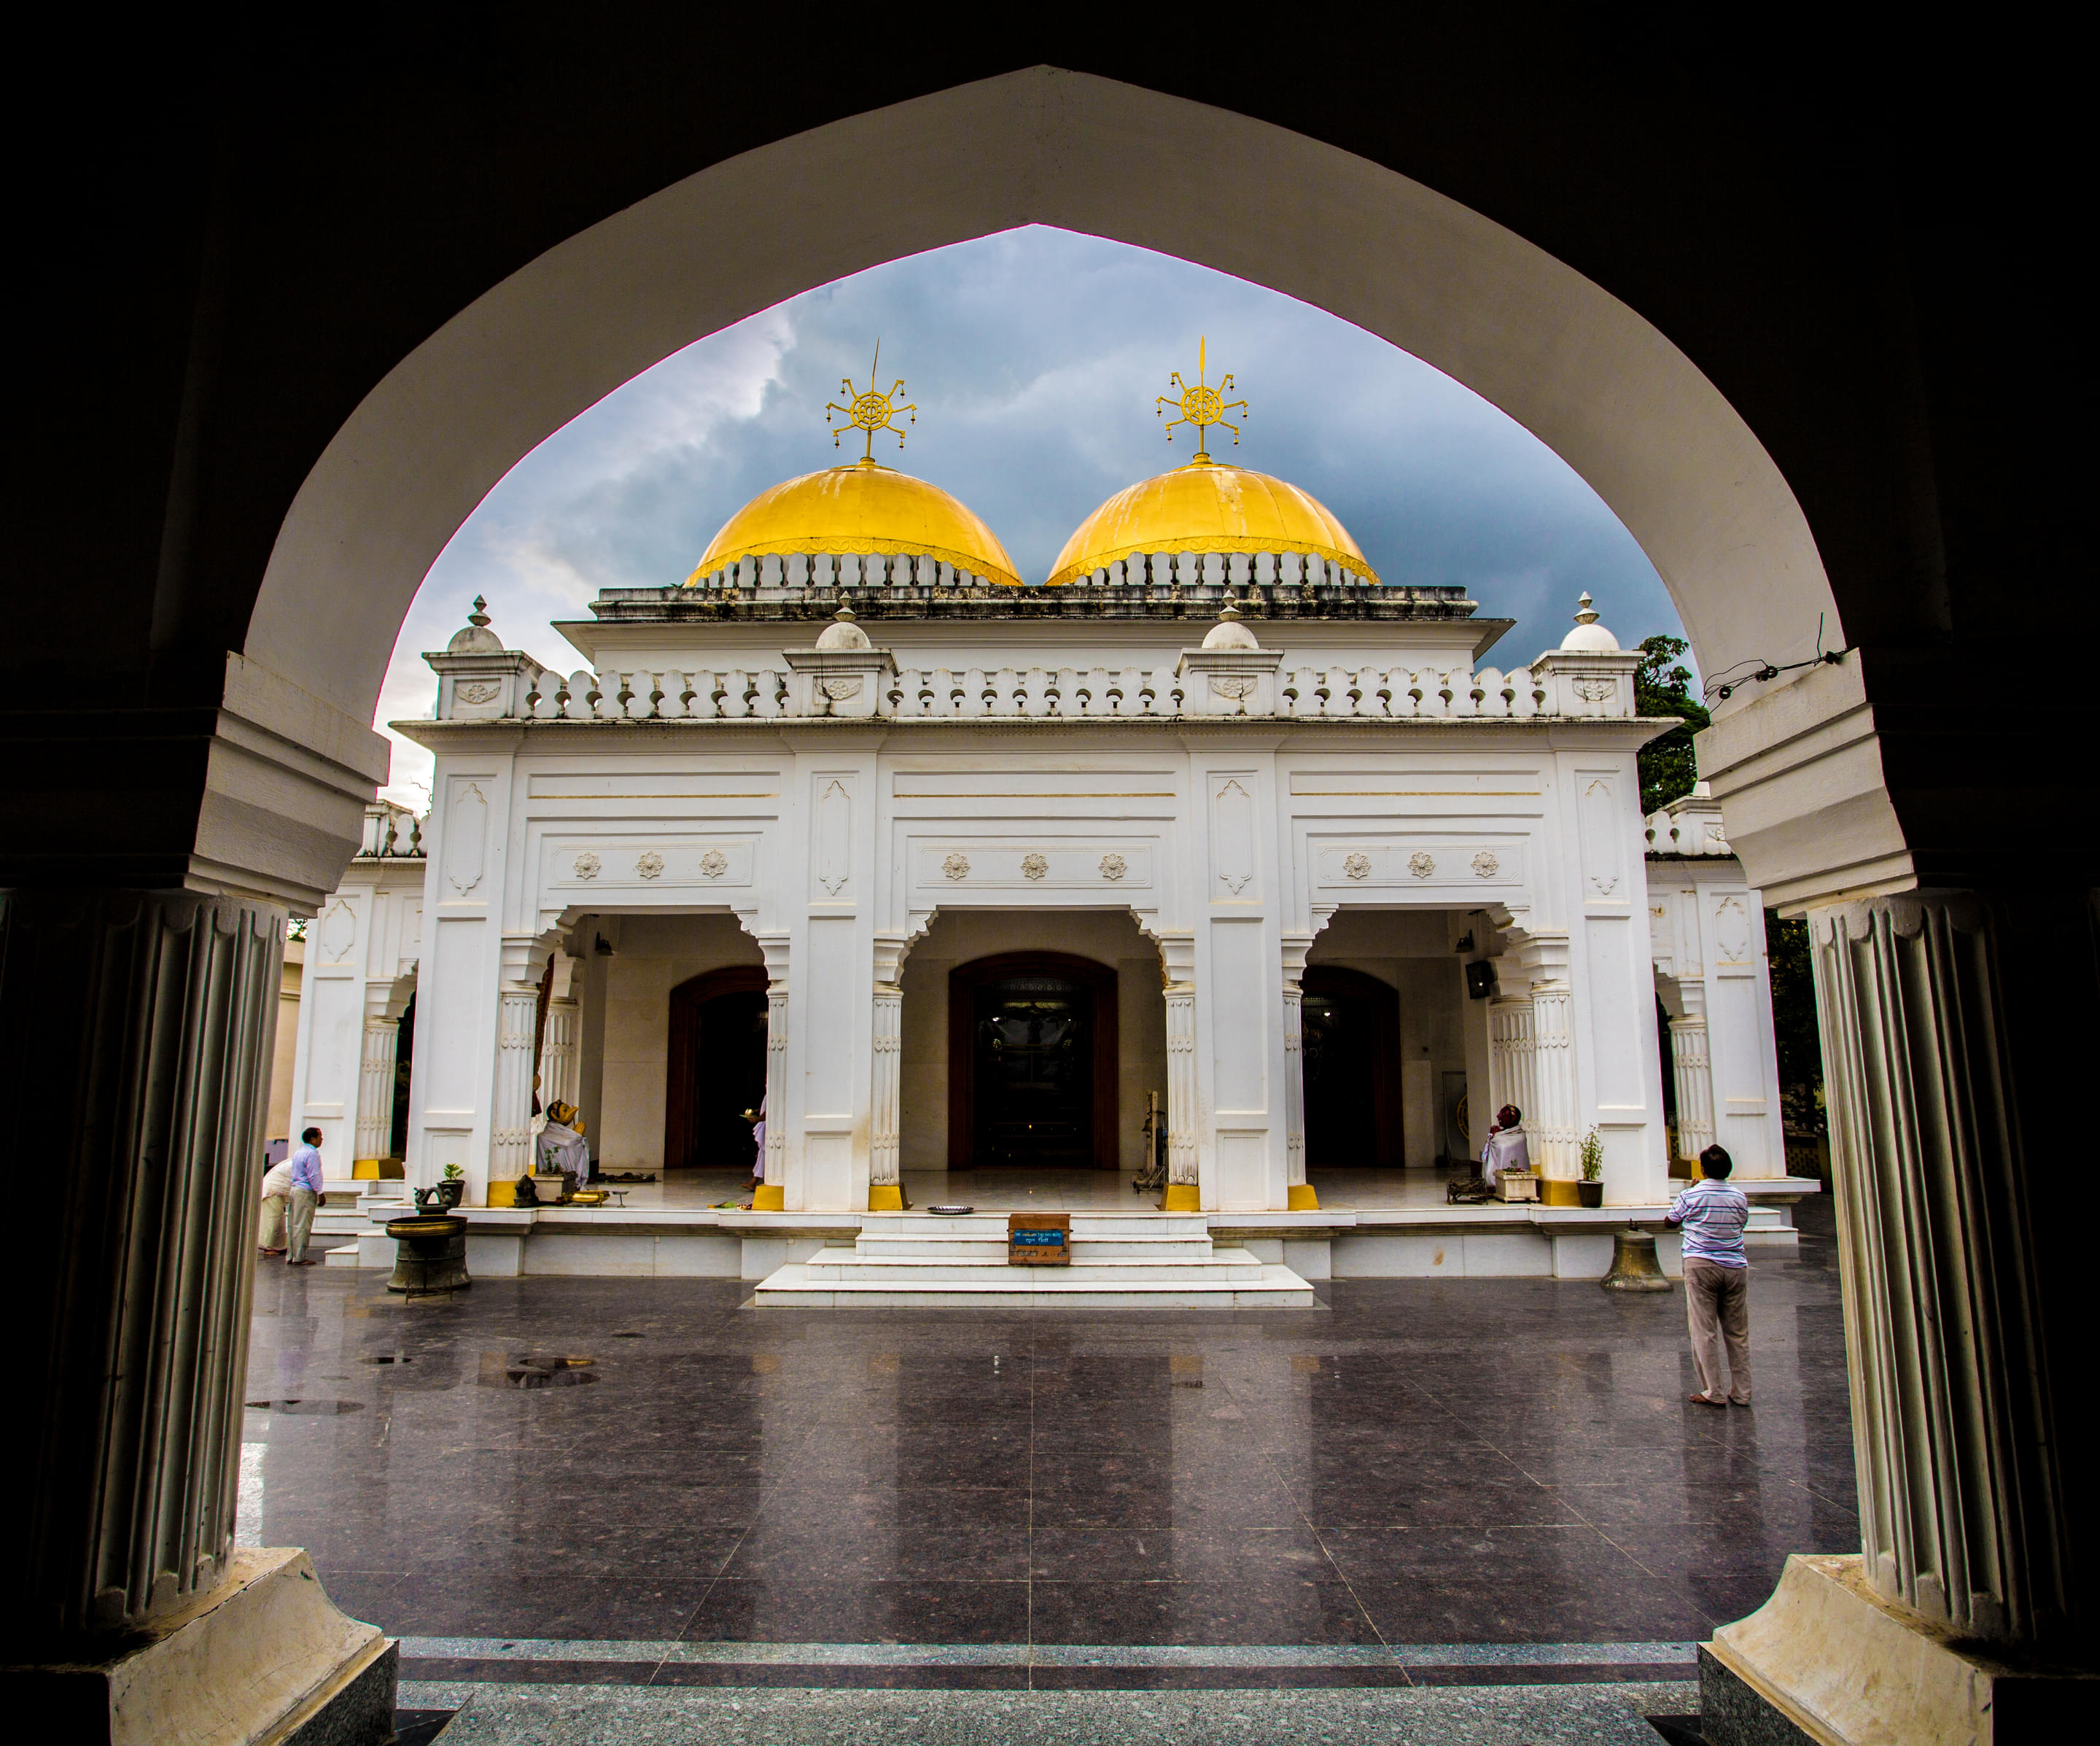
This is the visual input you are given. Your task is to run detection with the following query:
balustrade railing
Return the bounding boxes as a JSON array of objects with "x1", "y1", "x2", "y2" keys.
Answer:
[{"x1": 509, "y1": 663, "x2": 1597, "y2": 722}]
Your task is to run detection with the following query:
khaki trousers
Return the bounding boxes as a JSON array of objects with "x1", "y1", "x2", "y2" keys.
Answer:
[
  {"x1": 1684, "y1": 1256, "x2": 1751, "y2": 1402},
  {"x1": 261, "y1": 1189, "x2": 319, "y2": 1261}
]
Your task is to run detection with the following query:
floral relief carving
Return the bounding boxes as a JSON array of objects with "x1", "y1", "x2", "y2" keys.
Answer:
[
  {"x1": 820, "y1": 676, "x2": 863, "y2": 701},
  {"x1": 1098, "y1": 853, "x2": 1127, "y2": 881},
  {"x1": 1343, "y1": 853, "x2": 1372, "y2": 881},
  {"x1": 1021, "y1": 853, "x2": 1049, "y2": 881},
  {"x1": 1210, "y1": 675, "x2": 1256, "y2": 700},
  {"x1": 636, "y1": 852, "x2": 665, "y2": 880},
  {"x1": 1409, "y1": 851, "x2": 1436, "y2": 879},
  {"x1": 1574, "y1": 677, "x2": 1617, "y2": 702},
  {"x1": 1471, "y1": 850, "x2": 1500, "y2": 878},
  {"x1": 942, "y1": 853, "x2": 971, "y2": 881},
  {"x1": 454, "y1": 680, "x2": 501, "y2": 705},
  {"x1": 572, "y1": 852, "x2": 600, "y2": 880},
  {"x1": 699, "y1": 849, "x2": 728, "y2": 880}
]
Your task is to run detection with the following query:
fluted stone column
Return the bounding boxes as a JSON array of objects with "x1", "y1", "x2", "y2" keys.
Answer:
[
  {"x1": 1487, "y1": 993, "x2": 1536, "y2": 1145},
  {"x1": 1668, "y1": 1007, "x2": 1715, "y2": 1163},
  {"x1": 0, "y1": 890, "x2": 393, "y2": 1731},
  {"x1": 1529, "y1": 981, "x2": 1579, "y2": 1179},
  {"x1": 354, "y1": 1014, "x2": 400, "y2": 1163},
  {"x1": 868, "y1": 935, "x2": 906, "y2": 1210},
  {"x1": 1280, "y1": 935, "x2": 1313, "y2": 1208},
  {"x1": 1811, "y1": 893, "x2": 2068, "y2": 1641},
  {"x1": 491, "y1": 982, "x2": 539, "y2": 1190},
  {"x1": 539, "y1": 995, "x2": 580, "y2": 1115},
  {"x1": 752, "y1": 932, "x2": 790, "y2": 1210},
  {"x1": 1151, "y1": 926, "x2": 1201, "y2": 1208}
]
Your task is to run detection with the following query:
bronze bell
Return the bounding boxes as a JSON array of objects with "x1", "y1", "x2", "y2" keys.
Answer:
[{"x1": 1601, "y1": 1226, "x2": 1672, "y2": 1292}]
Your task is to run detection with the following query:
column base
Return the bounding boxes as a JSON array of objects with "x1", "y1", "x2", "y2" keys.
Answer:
[
  {"x1": 1286, "y1": 1184, "x2": 1320, "y2": 1210},
  {"x1": 1, "y1": 1547, "x2": 394, "y2": 1745},
  {"x1": 868, "y1": 1184, "x2": 904, "y2": 1211},
  {"x1": 349, "y1": 1158, "x2": 404, "y2": 1179},
  {"x1": 1540, "y1": 1176, "x2": 1581, "y2": 1206},
  {"x1": 1158, "y1": 1184, "x2": 1200, "y2": 1211},
  {"x1": 1701, "y1": 1553, "x2": 2091, "y2": 1745},
  {"x1": 751, "y1": 1184, "x2": 785, "y2": 1211}
]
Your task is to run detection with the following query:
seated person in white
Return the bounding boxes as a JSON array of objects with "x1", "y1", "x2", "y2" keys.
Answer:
[
  {"x1": 1480, "y1": 1104, "x2": 1531, "y2": 1189},
  {"x1": 536, "y1": 1100, "x2": 594, "y2": 1187}
]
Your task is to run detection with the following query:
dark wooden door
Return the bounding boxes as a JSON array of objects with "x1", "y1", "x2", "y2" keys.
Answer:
[
  {"x1": 1301, "y1": 965, "x2": 1401, "y2": 1169},
  {"x1": 949, "y1": 952, "x2": 1119, "y2": 1170},
  {"x1": 664, "y1": 966, "x2": 769, "y2": 1172}
]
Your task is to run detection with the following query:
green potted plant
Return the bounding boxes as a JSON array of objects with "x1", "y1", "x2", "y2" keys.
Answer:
[
  {"x1": 435, "y1": 1163, "x2": 466, "y2": 1211},
  {"x1": 1577, "y1": 1128, "x2": 1605, "y2": 1208}
]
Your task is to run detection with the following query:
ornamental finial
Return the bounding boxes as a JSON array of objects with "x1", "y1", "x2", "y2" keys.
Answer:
[
  {"x1": 825, "y1": 339, "x2": 917, "y2": 466},
  {"x1": 1156, "y1": 336, "x2": 1248, "y2": 465}
]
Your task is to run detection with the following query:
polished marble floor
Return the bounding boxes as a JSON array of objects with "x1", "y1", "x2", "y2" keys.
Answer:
[{"x1": 244, "y1": 1196, "x2": 1855, "y2": 1710}]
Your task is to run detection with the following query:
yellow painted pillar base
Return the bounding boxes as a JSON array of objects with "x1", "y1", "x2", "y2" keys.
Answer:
[
  {"x1": 751, "y1": 1184, "x2": 785, "y2": 1211},
  {"x1": 868, "y1": 1184, "x2": 904, "y2": 1211},
  {"x1": 1287, "y1": 1184, "x2": 1320, "y2": 1211},
  {"x1": 351, "y1": 1157, "x2": 405, "y2": 1180},
  {"x1": 486, "y1": 1179, "x2": 520, "y2": 1208},
  {"x1": 1159, "y1": 1183, "x2": 1200, "y2": 1211},
  {"x1": 1541, "y1": 1177, "x2": 1581, "y2": 1206}
]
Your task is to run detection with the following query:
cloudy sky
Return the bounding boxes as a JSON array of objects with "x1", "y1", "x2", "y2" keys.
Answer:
[{"x1": 377, "y1": 225, "x2": 1684, "y2": 807}]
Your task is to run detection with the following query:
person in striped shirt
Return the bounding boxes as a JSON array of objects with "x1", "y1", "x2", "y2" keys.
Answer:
[{"x1": 1665, "y1": 1143, "x2": 1752, "y2": 1407}]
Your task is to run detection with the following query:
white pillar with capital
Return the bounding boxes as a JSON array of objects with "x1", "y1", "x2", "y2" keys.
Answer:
[
  {"x1": 868, "y1": 932, "x2": 909, "y2": 1211},
  {"x1": 354, "y1": 1013, "x2": 399, "y2": 1165},
  {"x1": 538, "y1": 952, "x2": 582, "y2": 1116},
  {"x1": 1157, "y1": 931, "x2": 1200, "y2": 1211},
  {"x1": 490, "y1": 937, "x2": 546, "y2": 1195},
  {"x1": 752, "y1": 931, "x2": 790, "y2": 1210},
  {"x1": 1280, "y1": 933, "x2": 1316, "y2": 1209},
  {"x1": 1668, "y1": 990, "x2": 1714, "y2": 1163}
]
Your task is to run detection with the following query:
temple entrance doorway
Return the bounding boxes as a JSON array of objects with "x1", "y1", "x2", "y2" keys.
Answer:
[
  {"x1": 949, "y1": 952, "x2": 1119, "y2": 1170},
  {"x1": 1301, "y1": 966, "x2": 1401, "y2": 1171},
  {"x1": 664, "y1": 966, "x2": 769, "y2": 1173}
]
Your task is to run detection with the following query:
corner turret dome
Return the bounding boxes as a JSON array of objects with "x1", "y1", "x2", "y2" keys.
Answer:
[
  {"x1": 1558, "y1": 592, "x2": 1621, "y2": 653},
  {"x1": 1046, "y1": 458, "x2": 1378, "y2": 589},
  {"x1": 685, "y1": 462, "x2": 1021, "y2": 590}
]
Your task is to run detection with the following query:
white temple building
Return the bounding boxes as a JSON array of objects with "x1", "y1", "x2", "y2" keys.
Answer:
[{"x1": 289, "y1": 368, "x2": 1807, "y2": 1292}]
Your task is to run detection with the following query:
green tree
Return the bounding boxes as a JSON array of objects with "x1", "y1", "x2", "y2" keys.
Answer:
[
  {"x1": 1634, "y1": 633, "x2": 1711, "y2": 814},
  {"x1": 1765, "y1": 910, "x2": 1825, "y2": 1138}
]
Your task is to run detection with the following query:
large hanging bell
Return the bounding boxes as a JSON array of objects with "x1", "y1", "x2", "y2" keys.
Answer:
[{"x1": 1600, "y1": 1225, "x2": 1672, "y2": 1292}]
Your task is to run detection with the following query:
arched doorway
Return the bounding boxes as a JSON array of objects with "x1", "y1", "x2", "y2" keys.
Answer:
[
  {"x1": 1300, "y1": 966, "x2": 1401, "y2": 1171},
  {"x1": 664, "y1": 966, "x2": 769, "y2": 1173},
  {"x1": 949, "y1": 952, "x2": 1119, "y2": 1171}
]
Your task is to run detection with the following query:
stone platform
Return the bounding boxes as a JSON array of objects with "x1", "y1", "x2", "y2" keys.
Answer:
[{"x1": 322, "y1": 1168, "x2": 1818, "y2": 1288}]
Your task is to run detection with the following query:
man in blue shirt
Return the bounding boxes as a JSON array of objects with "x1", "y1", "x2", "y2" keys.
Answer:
[
  {"x1": 1665, "y1": 1142, "x2": 1751, "y2": 1407},
  {"x1": 283, "y1": 1126, "x2": 325, "y2": 1267}
]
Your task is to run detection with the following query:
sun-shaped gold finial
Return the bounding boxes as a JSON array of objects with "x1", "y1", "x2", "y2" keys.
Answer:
[
  {"x1": 1156, "y1": 336, "x2": 1248, "y2": 465},
  {"x1": 825, "y1": 341, "x2": 917, "y2": 466}
]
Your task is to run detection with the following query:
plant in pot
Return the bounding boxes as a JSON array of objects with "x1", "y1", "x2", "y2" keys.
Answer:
[
  {"x1": 1577, "y1": 1129, "x2": 1605, "y2": 1207},
  {"x1": 436, "y1": 1163, "x2": 466, "y2": 1211}
]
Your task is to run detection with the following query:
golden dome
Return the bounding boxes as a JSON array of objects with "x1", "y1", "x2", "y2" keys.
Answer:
[
  {"x1": 684, "y1": 462, "x2": 1021, "y2": 589},
  {"x1": 1045, "y1": 459, "x2": 1377, "y2": 589}
]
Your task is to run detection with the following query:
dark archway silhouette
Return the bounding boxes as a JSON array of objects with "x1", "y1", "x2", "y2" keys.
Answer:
[
  {"x1": 664, "y1": 966, "x2": 769, "y2": 1173},
  {"x1": 1302, "y1": 966, "x2": 1401, "y2": 1171},
  {"x1": 948, "y1": 952, "x2": 1119, "y2": 1171}
]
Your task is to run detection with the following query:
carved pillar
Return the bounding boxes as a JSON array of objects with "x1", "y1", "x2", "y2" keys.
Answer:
[
  {"x1": 1160, "y1": 929, "x2": 1201, "y2": 1210},
  {"x1": 1668, "y1": 996, "x2": 1714, "y2": 1163},
  {"x1": 1486, "y1": 993, "x2": 1534, "y2": 1148},
  {"x1": 754, "y1": 933, "x2": 790, "y2": 1210},
  {"x1": 1810, "y1": 892, "x2": 2068, "y2": 1642},
  {"x1": 0, "y1": 891, "x2": 395, "y2": 1728},
  {"x1": 354, "y1": 1015, "x2": 400, "y2": 1163},
  {"x1": 1280, "y1": 934, "x2": 1314, "y2": 1208},
  {"x1": 491, "y1": 979, "x2": 540, "y2": 1191},
  {"x1": 868, "y1": 935, "x2": 906, "y2": 1209},
  {"x1": 539, "y1": 996, "x2": 580, "y2": 1116},
  {"x1": 1528, "y1": 981, "x2": 1579, "y2": 1178}
]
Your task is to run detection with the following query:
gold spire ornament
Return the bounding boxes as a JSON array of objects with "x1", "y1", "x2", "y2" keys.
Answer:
[
  {"x1": 1156, "y1": 336, "x2": 1248, "y2": 465},
  {"x1": 826, "y1": 341, "x2": 917, "y2": 466}
]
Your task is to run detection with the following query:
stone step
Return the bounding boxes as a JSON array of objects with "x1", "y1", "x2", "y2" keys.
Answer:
[
  {"x1": 857, "y1": 1234, "x2": 1218, "y2": 1261},
  {"x1": 752, "y1": 1260, "x2": 1315, "y2": 1309},
  {"x1": 322, "y1": 1244, "x2": 363, "y2": 1269},
  {"x1": 790, "y1": 1254, "x2": 1278, "y2": 1285}
]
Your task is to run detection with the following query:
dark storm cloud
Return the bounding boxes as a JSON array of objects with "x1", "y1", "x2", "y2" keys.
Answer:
[{"x1": 378, "y1": 227, "x2": 1682, "y2": 802}]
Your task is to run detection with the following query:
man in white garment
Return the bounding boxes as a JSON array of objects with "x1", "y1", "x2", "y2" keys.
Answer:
[
  {"x1": 257, "y1": 1154, "x2": 298, "y2": 1256},
  {"x1": 536, "y1": 1101, "x2": 593, "y2": 1190},
  {"x1": 1480, "y1": 1103, "x2": 1531, "y2": 1190}
]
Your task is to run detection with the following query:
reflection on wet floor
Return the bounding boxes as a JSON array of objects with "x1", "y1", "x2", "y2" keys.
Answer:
[{"x1": 244, "y1": 1196, "x2": 1857, "y2": 1692}]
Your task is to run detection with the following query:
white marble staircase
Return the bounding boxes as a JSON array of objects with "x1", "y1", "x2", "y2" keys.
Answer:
[{"x1": 751, "y1": 1211, "x2": 1316, "y2": 1308}]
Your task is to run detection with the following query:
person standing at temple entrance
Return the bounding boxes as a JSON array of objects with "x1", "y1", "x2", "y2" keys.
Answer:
[
  {"x1": 537, "y1": 1101, "x2": 593, "y2": 1195},
  {"x1": 281, "y1": 1126, "x2": 324, "y2": 1267},
  {"x1": 1667, "y1": 1142, "x2": 1752, "y2": 1407}
]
